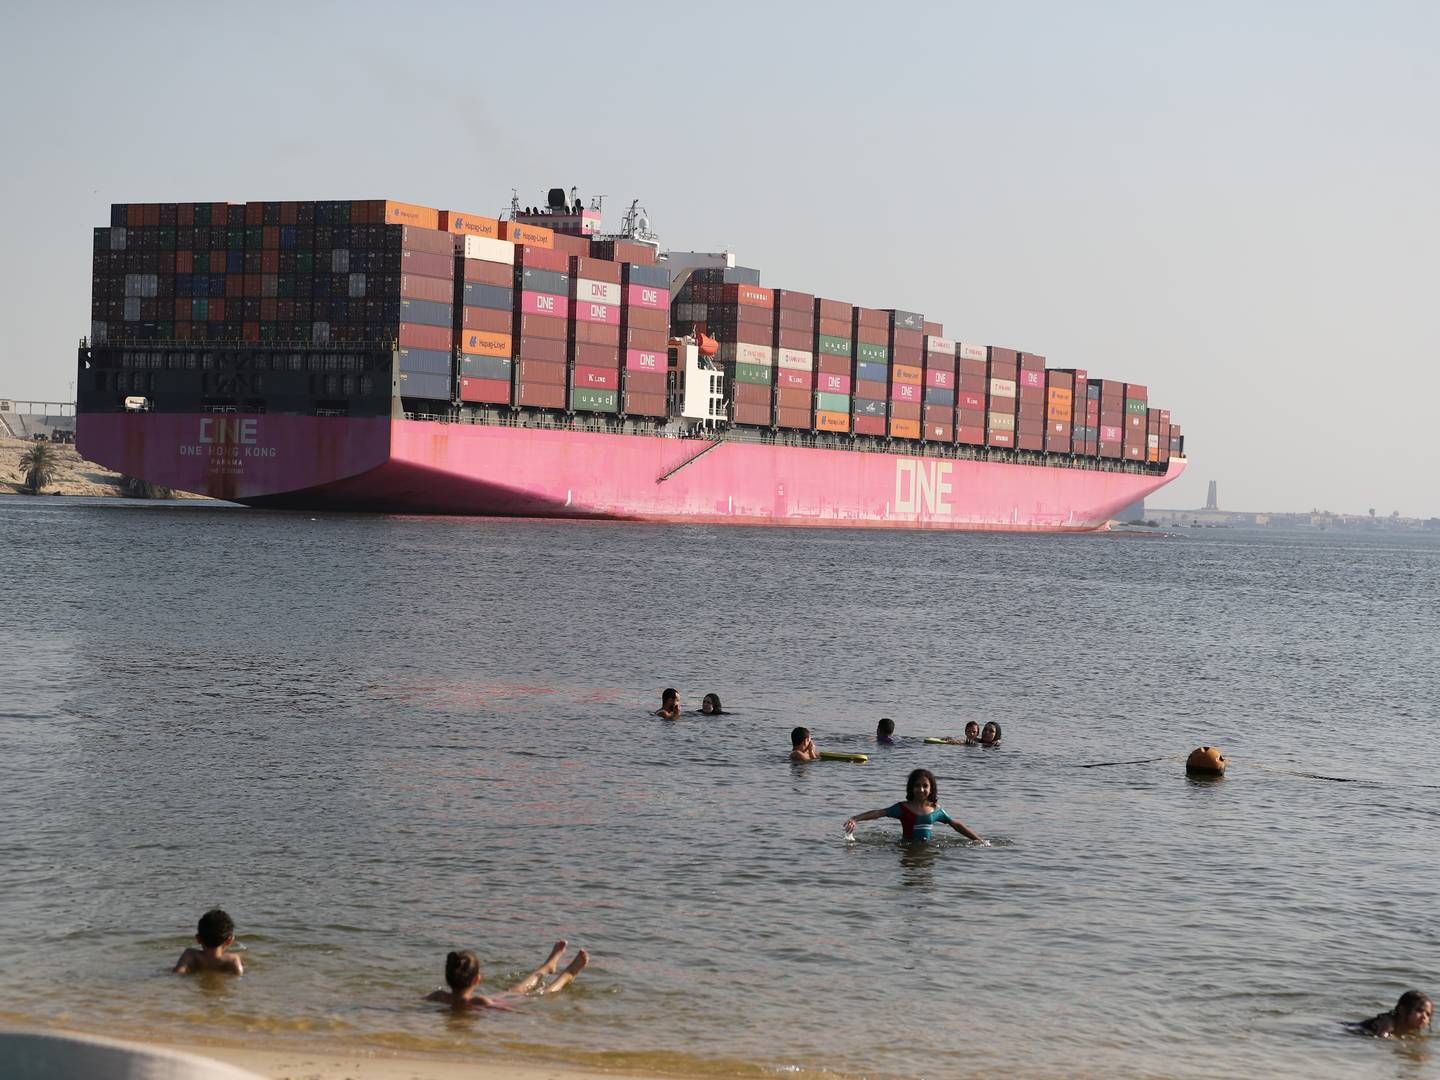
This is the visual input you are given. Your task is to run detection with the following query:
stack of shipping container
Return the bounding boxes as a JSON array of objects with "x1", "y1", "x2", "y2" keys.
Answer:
[
  {"x1": 923, "y1": 336, "x2": 956, "y2": 442},
  {"x1": 813, "y1": 299, "x2": 852, "y2": 433},
  {"x1": 621, "y1": 264, "x2": 670, "y2": 416},
  {"x1": 851, "y1": 308, "x2": 889, "y2": 437},
  {"x1": 1096, "y1": 379, "x2": 1125, "y2": 458},
  {"x1": 1015, "y1": 352, "x2": 1046, "y2": 452},
  {"x1": 1124, "y1": 383, "x2": 1149, "y2": 462},
  {"x1": 955, "y1": 343, "x2": 987, "y2": 446},
  {"x1": 886, "y1": 310, "x2": 924, "y2": 441},
  {"x1": 713, "y1": 283, "x2": 776, "y2": 427},
  {"x1": 514, "y1": 245, "x2": 570, "y2": 410},
  {"x1": 569, "y1": 256, "x2": 622, "y2": 415},
  {"x1": 986, "y1": 347, "x2": 1019, "y2": 449},
  {"x1": 457, "y1": 235, "x2": 514, "y2": 405},
  {"x1": 1044, "y1": 368, "x2": 1073, "y2": 455},
  {"x1": 772, "y1": 290, "x2": 815, "y2": 430}
]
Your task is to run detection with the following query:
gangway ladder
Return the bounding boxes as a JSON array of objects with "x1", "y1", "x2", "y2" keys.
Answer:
[{"x1": 656, "y1": 438, "x2": 723, "y2": 483}]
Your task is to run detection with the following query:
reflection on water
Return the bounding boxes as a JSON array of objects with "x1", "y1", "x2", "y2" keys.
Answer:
[{"x1": 1, "y1": 500, "x2": 1438, "y2": 1079}]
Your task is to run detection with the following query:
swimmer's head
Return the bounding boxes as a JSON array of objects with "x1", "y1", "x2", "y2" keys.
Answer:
[
  {"x1": 196, "y1": 908, "x2": 234, "y2": 949},
  {"x1": 980, "y1": 722, "x2": 1001, "y2": 745},
  {"x1": 906, "y1": 767, "x2": 938, "y2": 805},
  {"x1": 877, "y1": 717, "x2": 895, "y2": 738},
  {"x1": 791, "y1": 726, "x2": 811, "y2": 749},
  {"x1": 1394, "y1": 990, "x2": 1433, "y2": 1034},
  {"x1": 661, "y1": 688, "x2": 678, "y2": 707},
  {"x1": 964, "y1": 721, "x2": 980, "y2": 741},
  {"x1": 445, "y1": 950, "x2": 482, "y2": 993},
  {"x1": 701, "y1": 693, "x2": 722, "y2": 715}
]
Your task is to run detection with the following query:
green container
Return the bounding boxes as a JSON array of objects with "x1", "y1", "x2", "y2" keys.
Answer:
[
  {"x1": 1124, "y1": 398, "x2": 1147, "y2": 416},
  {"x1": 856, "y1": 342, "x2": 889, "y2": 364},
  {"x1": 158, "y1": 227, "x2": 176, "y2": 251},
  {"x1": 190, "y1": 299, "x2": 208, "y2": 319},
  {"x1": 735, "y1": 362, "x2": 774, "y2": 385},
  {"x1": 297, "y1": 252, "x2": 314, "y2": 274},
  {"x1": 814, "y1": 391, "x2": 850, "y2": 413},
  {"x1": 227, "y1": 227, "x2": 245, "y2": 250},
  {"x1": 572, "y1": 388, "x2": 618, "y2": 412},
  {"x1": 193, "y1": 204, "x2": 211, "y2": 227},
  {"x1": 244, "y1": 226, "x2": 263, "y2": 250},
  {"x1": 817, "y1": 333, "x2": 852, "y2": 358},
  {"x1": 277, "y1": 275, "x2": 295, "y2": 298}
]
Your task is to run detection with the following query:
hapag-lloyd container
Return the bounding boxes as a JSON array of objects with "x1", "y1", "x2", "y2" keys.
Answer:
[{"x1": 892, "y1": 364, "x2": 922, "y2": 386}]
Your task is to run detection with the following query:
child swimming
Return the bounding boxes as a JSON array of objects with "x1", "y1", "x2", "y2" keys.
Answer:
[
  {"x1": 1357, "y1": 990, "x2": 1432, "y2": 1038},
  {"x1": 655, "y1": 688, "x2": 681, "y2": 720},
  {"x1": 790, "y1": 726, "x2": 819, "y2": 761},
  {"x1": 876, "y1": 717, "x2": 896, "y2": 745},
  {"x1": 172, "y1": 908, "x2": 244, "y2": 976},
  {"x1": 425, "y1": 941, "x2": 589, "y2": 1011},
  {"x1": 844, "y1": 768, "x2": 985, "y2": 843}
]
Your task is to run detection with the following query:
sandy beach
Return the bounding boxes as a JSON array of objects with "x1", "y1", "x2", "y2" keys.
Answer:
[{"x1": 0, "y1": 435, "x2": 208, "y2": 499}]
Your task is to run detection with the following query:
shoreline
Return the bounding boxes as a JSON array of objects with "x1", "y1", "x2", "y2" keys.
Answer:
[
  {"x1": 9, "y1": 1023, "x2": 700, "y2": 1080},
  {"x1": 0, "y1": 434, "x2": 209, "y2": 499}
]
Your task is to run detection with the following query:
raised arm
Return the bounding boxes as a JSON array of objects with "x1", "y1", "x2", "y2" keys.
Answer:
[
  {"x1": 947, "y1": 818, "x2": 986, "y2": 844},
  {"x1": 844, "y1": 808, "x2": 887, "y2": 833}
]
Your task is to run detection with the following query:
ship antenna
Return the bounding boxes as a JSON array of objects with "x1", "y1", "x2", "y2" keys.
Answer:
[
  {"x1": 507, "y1": 189, "x2": 522, "y2": 220},
  {"x1": 589, "y1": 194, "x2": 606, "y2": 214}
]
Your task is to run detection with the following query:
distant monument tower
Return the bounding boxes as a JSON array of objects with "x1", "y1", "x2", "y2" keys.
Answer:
[{"x1": 1205, "y1": 480, "x2": 1218, "y2": 511}]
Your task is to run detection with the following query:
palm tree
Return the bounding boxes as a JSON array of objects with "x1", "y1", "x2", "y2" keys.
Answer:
[{"x1": 19, "y1": 441, "x2": 57, "y2": 494}]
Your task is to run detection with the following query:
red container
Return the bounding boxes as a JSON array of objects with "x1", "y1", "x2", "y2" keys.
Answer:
[
  {"x1": 397, "y1": 323, "x2": 449, "y2": 350},
  {"x1": 574, "y1": 322, "x2": 621, "y2": 346},
  {"x1": 517, "y1": 314, "x2": 567, "y2": 341},
  {"x1": 517, "y1": 382, "x2": 566, "y2": 409},
  {"x1": 623, "y1": 308, "x2": 668, "y2": 332},
  {"x1": 776, "y1": 328, "x2": 811, "y2": 350},
  {"x1": 776, "y1": 368, "x2": 814, "y2": 390},
  {"x1": 776, "y1": 407, "x2": 811, "y2": 430},
  {"x1": 624, "y1": 371, "x2": 667, "y2": 395},
  {"x1": 518, "y1": 246, "x2": 568, "y2": 272},
  {"x1": 573, "y1": 365, "x2": 619, "y2": 389},
  {"x1": 573, "y1": 342, "x2": 619, "y2": 367},
  {"x1": 463, "y1": 306, "x2": 512, "y2": 333},
  {"x1": 777, "y1": 308, "x2": 814, "y2": 330},
  {"x1": 460, "y1": 376, "x2": 511, "y2": 404},
  {"x1": 623, "y1": 392, "x2": 667, "y2": 416},
  {"x1": 817, "y1": 353, "x2": 850, "y2": 377},
  {"x1": 401, "y1": 275, "x2": 454, "y2": 303},
  {"x1": 1016, "y1": 432, "x2": 1044, "y2": 451},
  {"x1": 926, "y1": 421, "x2": 954, "y2": 442},
  {"x1": 775, "y1": 386, "x2": 809, "y2": 410},
  {"x1": 570, "y1": 256, "x2": 622, "y2": 284},
  {"x1": 958, "y1": 390, "x2": 985, "y2": 411},
  {"x1": 816, "y1": 299, "x2": 851, "y2": 320},
  {"x1": 956, "y1": 423, "x2": 985, "y2": 446},
  {"x1": 626, "y1": 348, "x2": 666, "y2": 372},
  {"x1": 733, "y1": 403, "x2": 771, "y2": 426},
  {"x1": 890, "y1": 401, "x2": 921, "y2": 421},
  {"x1": 854, "y1": 307, "x2": 888, "y2": 330},
  {"x1": 853, "y1": 414, "x2": 886, "y2": 436},
  {"x1": 775, "y1": 288, "x2": 814, "y2": 312},
  {"x1": 516, "y1": 336, "x2": 567, "y2": 363},
  {"x1": 463, "y1": 260, "x2": 512, "y2": 286},
  {"x1": 402, "y1": 251, "x2": 454, "y2": 279},
  {"x1": 623, "y1": 327, "x2": 667, "y2": 350},
  {"x1": 989, "y1": 346, "x2": 1019, "y2": 366},
  {"x1": 816, "y1": 317, "x2": 852, "y2": 338},
  {"x1": 517, "y1": 360, "x2": 567, "y2": 386},
  {"x1": 735, "y1": 382, "x2": 772, "y2": 407},
  {"x1": 986, "y1": 429, "x2": 1015, "y2": 448},
  {"x1": 959, "y1": 359, "x2": 987, "y2": 380},
  {"x1": 855, "y1": 378, "x2": 886, "y2": 400}
]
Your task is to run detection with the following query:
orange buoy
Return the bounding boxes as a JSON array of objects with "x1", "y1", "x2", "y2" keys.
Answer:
[{"x1": 1186, "y1": 746, "x2": 1226, "y2": 777}]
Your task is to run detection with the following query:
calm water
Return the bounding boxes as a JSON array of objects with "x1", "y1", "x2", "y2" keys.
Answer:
[{"x1": 1, "y1": 498, "x2": 1437, "y2": 1079}]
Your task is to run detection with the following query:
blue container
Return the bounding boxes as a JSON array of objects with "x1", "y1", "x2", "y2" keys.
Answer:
[
  {"x1": 226, "y1": 251, "x2": 244, "y2": 274},
  {"x1": 397, "y1": 298, "x2": 453, "y2": 329},
  {"x1": 460, "y1": 354, "x2": 513, "y2": 381},
  {"x1": 518, "y1": 267, "x2": 569, "y2": 295},
  {"x1": 856, "y1": 361, "x2": 888, "y2": 383},
  {"x1": 397, "y1": 370, "x2": 452, "y2": 401},
  {"x1": 398, "y1": 348, "x2": 452, "y2": 377},
  {"x1": 924, "y1": 387, "x2": 955, "y2": 406},
  {"x1": 462, "y1": 283, "x2": 514, "y2": 311},
  {"x1": 623, "y1": 264, "x2": 670, "y2": 290}
]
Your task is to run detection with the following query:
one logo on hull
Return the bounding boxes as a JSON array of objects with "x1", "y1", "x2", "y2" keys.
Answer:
[{"x1": 895, "y1": 459, "x2": 952, "y2": 517}]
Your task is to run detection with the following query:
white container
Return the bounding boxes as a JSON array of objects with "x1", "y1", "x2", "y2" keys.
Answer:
[
  {"x1": 718, "y1": 342, "x2": 773, "y2": 366},
  {"x1": 574, "y1": 278, "x2": 621, "y2": 305},
  {"x1": 924, "y1": 336, "x2": 956, "y2": 356},
  {"x1": 777, "y1": 348, "x2": 813, "y2": 371},
  {"x1": 987, "y1": 411, "x2": 1015, "y2": 431},
  {"x1": 958, "y1": 342, "x2": 987, "y2": 362},
  {"x1": 989, "y1": 378, "x2": 1017, "y2": 398},
  {"x1": 462, "y1": 235, "x2": 516, "y2": 264}
]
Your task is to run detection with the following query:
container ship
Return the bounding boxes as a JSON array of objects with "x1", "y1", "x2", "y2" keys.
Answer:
[{"x1": 76, "y1": 191, "x2": 1185, "y2": 529}]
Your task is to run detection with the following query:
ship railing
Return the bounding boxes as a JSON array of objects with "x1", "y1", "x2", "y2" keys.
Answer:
[{"x1": 398, "y1": 408, "x2": 1167, "y2": 477}]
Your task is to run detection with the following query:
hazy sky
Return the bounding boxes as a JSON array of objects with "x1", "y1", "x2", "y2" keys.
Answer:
[{"x1": 2, "y1": 1, "x2": 1436, "y2": 515}]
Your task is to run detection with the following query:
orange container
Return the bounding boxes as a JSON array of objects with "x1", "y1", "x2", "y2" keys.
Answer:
[
  {"x1": 439, "y1": 210, "x2": 500, "y2": 238},
  {"x1": 721, "y1": 283, "x2": 774, "y2": 308},
  {"x1": 892, "y1": 363, "x2": 922, "y2": 386},
  {"x1": 500, "y1": 221, "x2": 555, "y2": 248},
  {"x1": 815, "y1": 410, "x2": 850, "y2": 433},
  {"x1": 379, "y1": 201, "x2": 440, "y2": 230},
  {"x1": 889, "y1": 418, "x2": 921, "y2": 439},
  {"x1": 460, "y1": 331, "x2": 512, "y2": 358}
]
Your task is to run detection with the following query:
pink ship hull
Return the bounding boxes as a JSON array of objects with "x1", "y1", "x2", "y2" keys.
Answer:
[{"x1": 78, "y1": 414, "x2": 1185, "y2": 530}]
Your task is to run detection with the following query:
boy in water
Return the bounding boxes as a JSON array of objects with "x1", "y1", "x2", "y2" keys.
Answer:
[
  {"x1": 1359, "y1": 990, "x2": 1432, "y2": 1038},
  {"x1": 876, "y1": 718, "x2": 896, "y2": 745},
  {"x1": 790, "y1": 726, "x2": 819, "y2": 761},
  {"x1": 426, "y1": 941, "x2": 588, "y2": 1010},
  {"x1": 964, "y1": 721, "x2": 981, "y2": 744},
  {"x1": 655, "y1": 688, "x2": 681, "y2": 720},
  {"x1": 173, "y1": 908, "x2": 244, "y2": 975}
]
